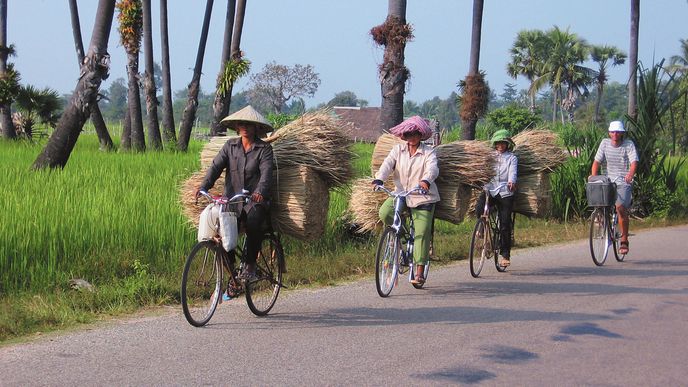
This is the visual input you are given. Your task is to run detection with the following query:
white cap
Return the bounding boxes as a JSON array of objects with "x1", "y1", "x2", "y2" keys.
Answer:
[{"x1": 608, "y1": 121, "x2": 626, "y2": 132}]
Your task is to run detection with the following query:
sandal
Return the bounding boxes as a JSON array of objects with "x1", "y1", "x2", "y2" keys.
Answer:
[
  {"x1": 619, "y1": 240, "x2": 629, "y2": 254},
  {"x1": 411, "y1": 274, "x2": 425, "y2": 285}
]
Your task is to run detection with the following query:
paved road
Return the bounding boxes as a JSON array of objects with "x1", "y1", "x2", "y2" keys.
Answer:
[{"x1": 2, "y1": 225, "x2": 687, "y2": 386}]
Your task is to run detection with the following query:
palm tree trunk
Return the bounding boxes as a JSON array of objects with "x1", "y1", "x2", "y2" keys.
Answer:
[
  {"x1": 628, "y1": 0, "x2": 640, "y2": 119},
  {"x1": 210, "y1": 0, "x2": 236, "y2": 136},
  {"x1": 68, "y1": 0, "x2": 114, "y2": 151},
  {"x1": 460, "y1": 0, "x2": 485, "y2": 140},
  {"x1": 376, "y1": 0, "x2": 408, "y2": 132},
  {"x1": 0, "y1": 0, "x2": 15, "y2": 139},
  {"x1": 121, "y1": 106, "x2": 131, "y2": 150},
  {"x1": 594, "y1": 82, "x2": 604, "y2": 123},
  {"x1": 126, "y1": 51, "x2": 146, "y2": 151},
  {"x1": 142, "y1": 0, "x2": 162, "y2": 150},
  {"x1": 32, "y1": 0, "x2": 115, "y2": 169},
  {"x1": 159, "y1": 0, "x2": 175, "y2": 143},
  {"x1": 178, "y1": 0, "x2": 214, "y2": 151}
]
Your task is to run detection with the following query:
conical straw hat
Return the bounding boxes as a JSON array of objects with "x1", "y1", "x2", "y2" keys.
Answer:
[{"x1": 220, "y1": 105, "x2": 274, "y2": 137}]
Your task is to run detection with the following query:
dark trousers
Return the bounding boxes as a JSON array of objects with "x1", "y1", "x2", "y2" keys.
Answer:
[
  {"x1": 240, "y1": 204, "x2": 268, "y2": 265},
  {"x1": 475, "y1": 192, "x2": 514, "y2": 258}
]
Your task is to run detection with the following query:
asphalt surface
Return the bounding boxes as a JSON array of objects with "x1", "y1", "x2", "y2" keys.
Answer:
[{"x1": 1, "y1": 225, "x2": 687, "y2": 386}]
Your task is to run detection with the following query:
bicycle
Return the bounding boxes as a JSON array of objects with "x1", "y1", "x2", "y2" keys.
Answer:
[
  {"x1": 468, "y1": 186, "x2": 514, "y2": 278},
  {"x1": 181, "y1": 190, "x2": 285, "y2": 327},
  {"x1": 374, "y1": 185, "x2": 432, "y2": 297},
  {"x1": 587, "y1": 178, "x2": 625, "y2": 266}
]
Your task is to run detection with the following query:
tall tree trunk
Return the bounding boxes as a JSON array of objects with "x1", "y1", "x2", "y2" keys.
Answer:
[
  {"x1": 0, "y1": 0, "x2": 15, "y2": 139},
  {"x1": 594, "y1": 82, "x2": 604, "y2": 123},
  {"x1": 460, "y1": 0, "x2": 485, "y2": 140},
  {"x1": 210, "y1": 0, "x2": 236, "y2": 136},
  {"x1": 32, "y1": 0, "x2": 115, "y2": 169},
  {"x1": 628, "y1": 0, "x2": 640, "y2": 120},
  {"x1": 178, "y1": 0, "x2": 214, "y2": 151},
  {"x1": 68, "y1": 0, "x2": 114, "y2": 151},
  {"x1": 142, "y1": 0, "x2": 162, "y2": 149},
  {"x1": 126, "y1": 51, "x2": 145, "y2": 151},
  {"x1": 121, "y1": 106, "x2": 131, "y2": 149},
  {"x1": 375, "y1": 0, "x2": 409, "y2": 132},
  {"x1": 159, "y1": 0, "x2": 175, "y2": 143}
]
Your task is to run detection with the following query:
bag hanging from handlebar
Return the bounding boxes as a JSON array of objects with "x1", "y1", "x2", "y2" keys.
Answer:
[
  {"x1": 219, "y1": 207, "x2": 239, "y2": 252},
  {"x1": 198, "y1": 203, "x2": 221, "y2": 241}
]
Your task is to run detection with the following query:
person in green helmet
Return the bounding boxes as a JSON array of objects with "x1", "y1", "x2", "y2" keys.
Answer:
[{"x1": 475, "y1": 129, "x2": 518, "y2": 267}]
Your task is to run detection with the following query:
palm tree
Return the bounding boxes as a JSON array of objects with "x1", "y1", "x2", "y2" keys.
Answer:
[
  {"x1": 507, "y1": 29, "x2": 547, "y2": 112},
  {"x1": 371, "y1": 0, "x2": 412, "y2": 132},
  {"x1": 13, "y1": 85, "x2": 61, "y2": 139},
  {"x1": 532, "y1": 27, "x2": 592, "y2": 123},
  {"x1": 32, "y1": 0, "x2": 116, "y2": 170},
  {"x1": 210, "y1": 0, "x2": 236, "y2": 136},
  {"x1": 590, "y1": 45, "x2": 626, "y2": 122},
  {"x1": 68, "y1": 0, "x2": 114, "y2": 150},
  {"x1": 460, "y1": 0, "x2": 486, "y2": 140},
  {"x1": 141, "y1": 0, "x2": 162, "y2": 150},
  {"x1": 117, "y1": 0, "x2": 145, "y2": 151},
  {"x1": 159, "y1": 0, "x2": 175, "y2": 143},
  {"x1": 628, "y1": 0, "x2": 640, "y2": 119},
  {"x1": 0, "y1": 0, "x2": 16, "y2": 139},
  {"x1": 669, "y1": 38, "x2": 688, "y2": 152},
  {"x1": 178, "y1": 0, "x2": 214, "y2": 152}
]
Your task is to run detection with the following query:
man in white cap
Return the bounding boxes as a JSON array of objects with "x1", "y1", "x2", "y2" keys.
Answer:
[{"x1": 591, "y1": 120, "x2": 638, "y2": 254}]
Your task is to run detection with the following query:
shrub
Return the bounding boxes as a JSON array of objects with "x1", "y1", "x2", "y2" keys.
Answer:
[{"x1": 486, "y1": 104, "x2": 542, "y2": 135}]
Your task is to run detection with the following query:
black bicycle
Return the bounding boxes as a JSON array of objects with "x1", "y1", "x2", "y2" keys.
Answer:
[
  {"x1": 468, "y1": 186, "x2": 513, "y2": 278},
  {"x1": 181, "y1": 190, "x2": 285, "y2": 327},
  {"x1": 374, "y1": 185, "x2": 432, "y2": 297}
]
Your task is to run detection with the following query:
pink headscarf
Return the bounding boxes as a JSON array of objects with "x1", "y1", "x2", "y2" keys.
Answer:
[{"x1": 389, "y1": 116, "x2": 432, "y2": 141}]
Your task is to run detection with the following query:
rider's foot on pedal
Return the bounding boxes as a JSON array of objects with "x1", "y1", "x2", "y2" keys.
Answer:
[
  {"x1": 411, "y1": 265, "x2": 425, "y2": 284},
  {"x1": 499, "y1": 255, "x2": 510, "y2": 267},
  {"x1": 239, "y1": 263, "x2": 257, "y2": 280}
]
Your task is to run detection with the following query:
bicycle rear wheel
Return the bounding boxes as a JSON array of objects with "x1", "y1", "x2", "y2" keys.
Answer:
[
  {"x1": 181, "y1": 241, "x2": 223, "y2": 327},
  {"x1": 245, "y1": 233, "x2": 284, "y2": 316},
  {"x1": 493, "y1": 215, "x2": 507, "y2": 272},
  {"x1": 375, "y1": 227, "x2": 400, "y2": 297},
  {"x1": 589, "y1": 208, "x2": 610, "y2": 266},
  {"x1": 469, "y1": 219, "x2": 489, "y2": 278}
]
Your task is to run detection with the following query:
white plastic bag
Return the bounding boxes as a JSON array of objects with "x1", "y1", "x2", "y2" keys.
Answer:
[
  {"x1": 198, "y1": 203, "x2": 220, "y2": 242},
  {"x1": 219, "y1": 210, "x2": 238, "y2": 252}
]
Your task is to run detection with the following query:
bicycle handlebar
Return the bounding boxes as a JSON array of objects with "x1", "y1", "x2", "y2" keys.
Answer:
[
  {"x1": 196, "y1": 189, "x2": 251, "y2": 205},
  {"x1": 374, "y1": 185, "x2": 427, "y2": 197}
]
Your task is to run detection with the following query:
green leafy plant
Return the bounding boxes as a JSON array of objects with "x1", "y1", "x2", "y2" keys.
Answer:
[{"x1": 486, "y1": 104, "x2": 542, "y2": 134}]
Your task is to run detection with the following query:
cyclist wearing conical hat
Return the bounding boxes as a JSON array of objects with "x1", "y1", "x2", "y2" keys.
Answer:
[{"x1": 475, "y1": 129, "x2": 518, "y2": 267}]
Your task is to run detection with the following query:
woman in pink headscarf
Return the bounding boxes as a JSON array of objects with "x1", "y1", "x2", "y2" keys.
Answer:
[{"x1": 371, "y1": 116, "x2": 440, "y2": 285}]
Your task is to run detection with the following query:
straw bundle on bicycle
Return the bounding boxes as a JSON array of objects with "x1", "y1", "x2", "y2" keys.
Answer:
[
  {"x1": 434, "y1": 140, "x2": 495, "y2": 188},
  {"x1": 179, "y1": 167, "x2": 329, "y2": 240},
  {"x1": 512, "y1": 129, "x2": 567, "y2": 174},
  {"x1": 348, "y1": 177, "x2": 395, "y2": 233},
  {"x1": 434, "y1": 180, "x2": 473, "y2": 223},
  {"x1": 512, "y1": 172, "x2": 552, "y2": 218},
  {"x1": 370, "y1": 133, "x2": 404, "y2": 174},
  {"x1": 265, "y1": 110, "x2": 354, "y2": 189}
]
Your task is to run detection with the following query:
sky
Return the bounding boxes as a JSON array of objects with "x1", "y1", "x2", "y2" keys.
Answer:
[{"x1": 7, "y1": 0, "x2": 688, "y2": 109}]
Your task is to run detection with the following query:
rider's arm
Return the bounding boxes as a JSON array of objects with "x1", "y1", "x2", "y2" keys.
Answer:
[
  {"x1": 591, "y1": 160, "x2": 601, "y2": 176},
  {"x1": 625, "y1": 160, "x2": 638, "y2": 183},
  {"x1": 254, "y1": 143, "x2": 274, "y2": 202},
  {"x1": 419, "y1": 146, "x2": 439, "y2": 190},
  {"x1": 507, "y1": 153, "x2": 518, "y2": 192},
  {"x1": 591, "y1": 140, "x2": 606, "y2": 176}
]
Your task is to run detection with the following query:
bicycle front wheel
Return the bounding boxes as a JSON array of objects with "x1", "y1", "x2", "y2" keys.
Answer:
[
  {"x1": 181, "y1": 241, "x2": 224, "y2": 327},
  {"x1": 245, "y1": 233, "x2": 284, "y2": 316},
  {"x1": 589, "y1": 208, "x2": 610, "y2": 266},
  {"x1": 375, "y1": 227, "x2": 400, "y2": 297},
  {"x1": 469, "y1": 219, "x2": 488, "y2": 278}
]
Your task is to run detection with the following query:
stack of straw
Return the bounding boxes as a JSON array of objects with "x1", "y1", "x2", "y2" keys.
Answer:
[
  {"x1": 434, "y1": 181, "x2": 474, "y2": 224},
  {"x1": 185, "y1": 110, "x2": 353, "y2": 241},
  {"x1": 512, "y1": 129, "x2": 567, "y2": 174},
  {"x1": 266, "y1": 110, "x2": 354, "y2": 189},
  {"x1": 179, "y1": 167, "x2": 330, "y2": 240},
  {"x1": 370, "y1": 133, "x2": 404, "y2": 175},
  {"x1": 348, "y1": 177, "x2": 393, "y2": 233},
  {"x1": 512, "y1": 172, "x2": 551, "y2": 217},
  {"x1": 435, "y1": 140, "x2": 495, "y2": 188}
]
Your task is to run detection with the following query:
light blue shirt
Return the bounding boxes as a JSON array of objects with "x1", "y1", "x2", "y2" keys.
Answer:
[{"x1": 485, "y1": 150, "x2": 518, "y2": 198}]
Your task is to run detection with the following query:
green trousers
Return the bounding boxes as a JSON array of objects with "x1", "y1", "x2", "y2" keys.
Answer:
[{"x1": 379, "y1": 198, "x2": 435, "y2": 265}]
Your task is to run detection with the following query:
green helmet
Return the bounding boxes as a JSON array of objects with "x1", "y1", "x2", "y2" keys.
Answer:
[{"x1": 490, "y1": 129, "x2": 514, "y2": 150}]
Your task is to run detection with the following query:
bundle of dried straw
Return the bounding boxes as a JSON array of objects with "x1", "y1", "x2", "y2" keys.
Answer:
[
  {"x1": 348, "y1": 177, "x2": 392, "y2": 233},
  {"x1": 370, "y1": 133, "x2": 404, "y2": 175},
  {"x1": 266, "y1": 110, "x2": 354, "y2": 189},
  {"x1": 435, "y1": 140, "x2": 495, "y2": 188},
  {"x1": 512, "y1": 129, "x2": 567, "y2": 174},
  {"x1": 512, "y1": 172, "x2": 552, "y2": 218},
  {"x1": 434, "y1": 180, "x2": 474, "y2": 223},
  {"x1": 179, "y1": 166, "x2": 330, "y2": 240}
]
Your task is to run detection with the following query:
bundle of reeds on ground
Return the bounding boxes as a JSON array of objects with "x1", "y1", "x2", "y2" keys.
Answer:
[
  {"x1": 266, "y1": 110, "x2": 354, "y2": 189},
  {"x1": 512, "y1": 129, "x2": 567, "y2": 174},
  {"x1": 348, "y1": 177, "x2": 393, "y2": 233}
]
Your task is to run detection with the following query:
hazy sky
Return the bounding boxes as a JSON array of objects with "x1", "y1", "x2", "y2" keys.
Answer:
[{"x1": 8, "y1": 1, "x2": 688, "y2": 108}]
